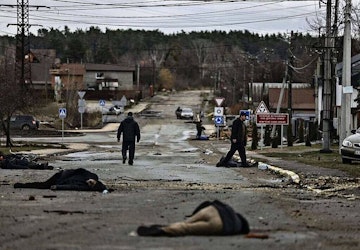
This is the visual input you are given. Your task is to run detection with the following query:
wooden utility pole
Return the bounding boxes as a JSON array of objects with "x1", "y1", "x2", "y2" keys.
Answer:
[{"x1": 320, "y1": 0, "x2": 334, "y2": 153}]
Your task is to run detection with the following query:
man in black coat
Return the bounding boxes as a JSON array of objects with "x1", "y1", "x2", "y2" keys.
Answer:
[
  {"x1": 217, "y1": 111, "x2": 248, "y2": 167},
  {"x1": 137, "y1": 200, "x2": 250, "y2": 236},
  {"x1": 14, "y1": 168, "x2": 108, "y2": 192},
  {"x1": 117, "y1": 112, "x2": 141, "y2": 165}
]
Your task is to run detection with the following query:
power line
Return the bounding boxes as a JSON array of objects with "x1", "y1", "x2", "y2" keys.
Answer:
[{"x1": 0, "y1": 1, "x2": 323, "y2": 34}]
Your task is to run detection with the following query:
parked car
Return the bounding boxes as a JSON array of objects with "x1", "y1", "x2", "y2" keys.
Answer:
[
  {"x1": 10, "y1": 115, "x2": 39, "y2": 130},
  {"x1": 340, "y1": 128, "x2": 360, "y2": 164},
  {"x1": 180, "y1": 108, "x2": 194, "y2": 120}
]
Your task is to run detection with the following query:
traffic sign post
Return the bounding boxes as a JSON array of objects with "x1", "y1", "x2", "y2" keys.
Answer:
[
  {"x1": 214, "y1": 107, "x2": 224, "y2": 116},
  {"x1": 256, "y1": 113, "x2": 289, "y2": 125},
  {"x1": 99, "y1": 99, "x2": 106, "y2": 125},
  {"x1": 78, "y1": 97, "x2": 86, "y2": 130},
  {"x1": 214, "y1": 97, "x2": 225, "y2": 107},
  {"x1": 255, "y1": 101, "x2": 270, "y2": 114},
  {"x1": 256, "y1": 113, "x2": 289, "y2": 149},
  {"x1": 214, "y1": 116, "x2": 224, "y2": 140},
  {"x1": 59, "y1": 108, "x2": 67, "y2": 119},
  {"x1": 59, "y1": 108, "x2": 67, "y2": 141},
  {"x1": 255, "y1": 101, "x2": 269, "y2": 150},
  {"x1": 99, "y1": 99, "x2": 106, "y2": 107}
]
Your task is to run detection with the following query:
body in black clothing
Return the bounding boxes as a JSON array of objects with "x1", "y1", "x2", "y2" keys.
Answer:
[
  {"x1": 14, "y1": 168, "x2": 108, "y2": 191},
  {"x1": 217, "y1": 112, "x2": 248, "y2": 167},
  {"x1": 0, "y1": 153, "x2": 52, "y2": 170},
  {"x1": 117, "y1": 112, "x2": 141, "y2": 165}
]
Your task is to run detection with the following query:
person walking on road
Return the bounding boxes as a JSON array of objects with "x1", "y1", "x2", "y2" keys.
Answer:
[
  {"x1": 117, "y1": 112, "x2": 141, "y2": 165},
  {"x1": 217, "y1": 111, "x2": 248, "y2": 167},
  {"x1": 194, "y1": 120, "x2": 205, "y2": 139}
]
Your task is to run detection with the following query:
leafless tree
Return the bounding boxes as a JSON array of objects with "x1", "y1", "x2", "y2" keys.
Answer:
[
  {"x1": 192, "y1": 39, "x2": 214, "y2": 80},
  {"x1": 0, "y1": 50, "x2": 23, "y2": 147}
]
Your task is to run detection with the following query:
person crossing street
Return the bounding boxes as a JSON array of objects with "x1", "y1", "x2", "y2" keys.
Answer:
[
  {"x1": 216, "y1": 111, "x2": 248, "y2": 167},
  {"x1": 117, "y1": 112, "x2": 141, "y2": 165}
]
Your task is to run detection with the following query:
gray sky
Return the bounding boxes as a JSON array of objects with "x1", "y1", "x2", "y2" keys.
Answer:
[{"x1": 0, "y1": 0, "x2": 327, "y2": 36}]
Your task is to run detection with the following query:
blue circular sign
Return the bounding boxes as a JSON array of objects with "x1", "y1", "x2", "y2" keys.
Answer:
[{"x1": 214, "y1": 116, "x2": 224, "y2": 125}]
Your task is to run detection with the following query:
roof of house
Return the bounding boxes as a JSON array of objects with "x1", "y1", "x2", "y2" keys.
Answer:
[
  {"x1": 84, "y1": 63, "x2": 135, "y2": 72},
  {"x1": 268, "y1": 88, "x2": 315, "y2": 110},
  {"x1": 59, "y1": 64, "x2": 86, "y2": 75}
]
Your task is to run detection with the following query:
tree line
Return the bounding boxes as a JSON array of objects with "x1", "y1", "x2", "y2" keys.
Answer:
[
  {"x1": 0, "y1": 26, "x2": 359, "y2": 147},
  {"x1": 1, "y1": 27, "x2": 329, "y2": 91}
]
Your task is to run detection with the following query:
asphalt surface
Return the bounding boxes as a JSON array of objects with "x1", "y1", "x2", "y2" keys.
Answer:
[{"x1": 1, "y1": 90, "x2": 359, "y2": 250}]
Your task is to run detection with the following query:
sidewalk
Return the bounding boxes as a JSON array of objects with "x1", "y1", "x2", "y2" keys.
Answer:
[{"x1": 17, "y1": 103, "x2": 150, "y2": 157}]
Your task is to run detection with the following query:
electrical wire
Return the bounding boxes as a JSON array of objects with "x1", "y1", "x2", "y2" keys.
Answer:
[{"x1": 0, "y1": 0, "x2": 323, "y2": 35}]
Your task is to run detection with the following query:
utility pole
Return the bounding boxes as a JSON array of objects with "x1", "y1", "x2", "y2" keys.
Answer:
[
  {"x1": 15, "y1": 0, "x2": 31, "y2": 89},
  {"x1": 248, "y1": 55, "x2": 257, "y2": 109},
  {"x1": 339, "y1": 0, "x2": 352, "y2": 149},
  {"x1": 261, "y1": 48, "x2": 273, "y2": 102},
  {"x1": 320, "y1": 0, "x2": 334, "y2": 153},
  {"x1": 287, "y1": 31, "x2": 294, "y2": 147},
  {"x1": 3, "y1": 1, "x2": 48, "y2": 90}
]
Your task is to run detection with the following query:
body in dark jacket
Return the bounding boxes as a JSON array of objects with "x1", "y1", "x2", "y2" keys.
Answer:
[
  {"x1": 117, "y1": 112, "x2": 141, "y2": 165},
  {"x1": 14, "y1": 168, "x2": 108, "y2": 192},
  {"x1": 0, "y1": 153, "x2": 52, "y2": 170}
]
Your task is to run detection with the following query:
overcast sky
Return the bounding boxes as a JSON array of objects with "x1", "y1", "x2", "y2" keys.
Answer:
[{"x1": 0, "y1": 1, "x2": 331, "y2": 36}]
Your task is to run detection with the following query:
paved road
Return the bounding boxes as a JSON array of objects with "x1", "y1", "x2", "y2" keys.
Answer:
[{"x1": 1, "y1": 90, "x2": 359, "y2": 250}]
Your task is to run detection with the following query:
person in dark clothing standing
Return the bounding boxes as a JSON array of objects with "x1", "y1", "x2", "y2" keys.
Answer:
[
  {"x1": 217, "y1": 111, "x2": 248, "y2": 167},
  {"x1": 117, "y1": 112, "x2": 141, "y2": 165},
  {"x1": 194, "y1": 120, "x2": 205, "y2": 139}
]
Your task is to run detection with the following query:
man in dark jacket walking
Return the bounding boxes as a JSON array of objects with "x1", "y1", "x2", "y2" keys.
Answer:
[
  {"x1": 217, "y1": 111, "x2": 248, "y2": 167},
  {"x1": 117, "y1": 112, "x2": 141, "y2": 165}
]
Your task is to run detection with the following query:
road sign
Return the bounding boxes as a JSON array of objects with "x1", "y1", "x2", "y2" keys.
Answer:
[
  {"x1": 113, "y1": 95, "x2": 127, "y2": 107},
  {"x1": 78, "y1": 106, "x2": 86, "y2": 114},
  {"x1": 255, "y1": 101, "x2": 269, "y2": 114},
  {"x1": 59, "y1": 108, "x2": 67, "y2": 119},
  {"x1": 240, "y1": 110, "x2": 250, "y2": 120},
  {"x1": 214, "y1": 97, "x2": 225, "y2": 107},
  {"x1": 256, "y1": 113, "x2": 289, "y2": 125},
  {"x1": 214, "y1": 107, "x2": 224, "y2": 116},
  {"x1": 99, "y1": 99, "x2": 106, "y2": 106},
  {"x1": 214, "y1": 116, "x2": 224, "y2": 125},
  {"x1": 78, "y1": 91, "x2": 86, "y2": 99},
  {"x1": 78, "y1": 99, "x2": 86, "y2": 107}
]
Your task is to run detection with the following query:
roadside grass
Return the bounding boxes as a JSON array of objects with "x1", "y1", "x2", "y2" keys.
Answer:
[{"x1": 256, "y1": 143, "x2": 360, "y2": 177}]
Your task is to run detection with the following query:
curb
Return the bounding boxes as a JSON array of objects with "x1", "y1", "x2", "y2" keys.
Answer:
[{"x1": 258, "y1": 161, "x2": 301, "y2": 184}]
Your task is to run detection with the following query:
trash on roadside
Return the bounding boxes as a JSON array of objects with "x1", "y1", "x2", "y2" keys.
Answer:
[{"x1": 258, "y1": 162, "x2": 268, "y2": 170}]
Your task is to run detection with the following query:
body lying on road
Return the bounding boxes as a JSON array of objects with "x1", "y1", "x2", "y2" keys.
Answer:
[
  {"x1": 137, "y1": 200, "x2": 250, "y2": 236},
  {"x1": 0, "y1": 152, "x2": 52, "y2": 170},
  {"x1": 14, "y1": 168, "x2": 110, "y2": 192}
]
